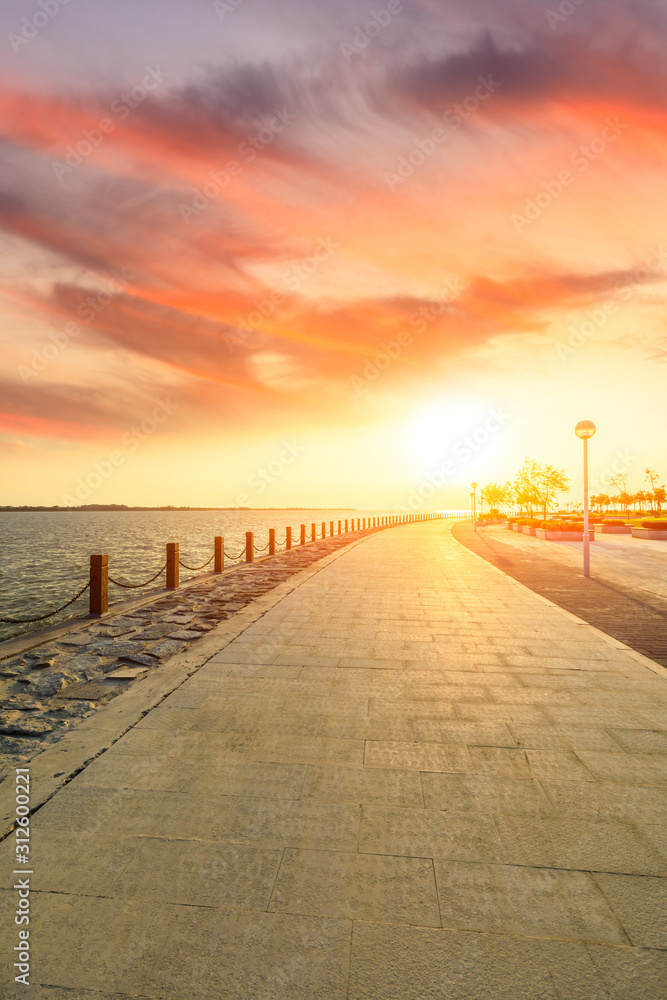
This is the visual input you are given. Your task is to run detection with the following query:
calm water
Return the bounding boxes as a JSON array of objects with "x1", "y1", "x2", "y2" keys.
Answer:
[{"x1": 0, "y1": 509, "x2": 462, "y2": 642}]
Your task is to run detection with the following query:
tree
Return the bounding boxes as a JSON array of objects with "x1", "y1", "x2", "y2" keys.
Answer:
[
  {"x1": 646, "y1": 468, "x2": 660, "y2": 491},
  {"x1": 654, "y1": 486, "x2": 666, "y2": 515},
  {"x1": 634, "y1": 491, "x2": 651, "y2": 514},
  {"x1": 597, "y1": 494, "x2": 611, "y2": 511},
  {"x1": 514, "y1": 457, "x2": 570, "y2": 519},
  {"x1": 617, "y1": 491, "x2": 633, "y2": 515},
  {"x1": 480, "y1": 482, "x2": 514, "y2": 512}
]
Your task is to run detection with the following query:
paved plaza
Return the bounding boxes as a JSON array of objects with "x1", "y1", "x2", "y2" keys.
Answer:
[{"x1": 1, "y1": 520, "x2": 666, "y2": 998}]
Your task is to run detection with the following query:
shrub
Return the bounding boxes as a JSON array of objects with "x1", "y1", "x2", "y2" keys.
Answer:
[
  {"x1": 603, "y1": 519, "x2": 626, "y2": 526},
  {"x1": 641, "y1": 520, "x2": 667, "y2": 530}
]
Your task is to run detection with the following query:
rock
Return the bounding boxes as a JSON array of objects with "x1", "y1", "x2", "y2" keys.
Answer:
[
  {"x1": 168, "y1": 630, "x2": 202, "y2": 640},
  {"x1": 119, "y1": 653, "x2": 155, "y2": 668},
  {"x1": 60, "y1": 654, "x2": 106, "y2": 676},
  {"x1": 24, "y1": 644, "x2": 62, "y2": 661},
  {"x1": 132, "y1": 625, "x2": 179, "y2": 641},
  {"x1": 57, "y1": 681, "x2": 115, "y2": 701},
  {"x1": 161, "y1": 614, "x2": 196, "y2": 625},
  {"x1": 0, "y1": 736, "x2": 35, "y2": 755},
  {"x1": 0, "y1": 713, "x2": 54, "y2": 736},
  {"x1": 106, "y1": 666, "x2": 149, "y2": 680},
  {"x1": 0, "y1": 696, "x2": 45, "y2": 712},
  {"x1": 50, "y1": 700, "x2": 97, "y2": 718},
  {"x1": 76, "y1": 642, "x2": 115, "y2": 656},
  {"x1": 29, "y1": 656, "x2": 60, "y2": 670},
  {"x1": 84, "y1": 642, "x2": 142, "y2": 659},
  {"x1": 0, "y1": 658, "x2": 29, "y2": 677},
  {"x1": 59, "y1": 633, "x2": 96, "y2": 647},
  {"x1": 28, "y1": 672, "x2": 76, "y2": 696},
  {"x1": 144, "y1": 639, "x2": 184, "y2": 660},
  {"x1": 94, "y1": 616, "x2": 137, "y2": 631}
]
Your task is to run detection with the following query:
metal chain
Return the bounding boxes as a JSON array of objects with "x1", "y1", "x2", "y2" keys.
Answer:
[
  {"x1": 108, "y1": 563, "x2": 166, "y2": 589},
  {"x1": 179, "y1": 553, "x2": 215, "y2": 571},
  {"x1": 223, "y1": 548, "x2": 245, "y2": 561},
  {"x1": 0, "y1": 580, "x2": 90, "y2": 624}
]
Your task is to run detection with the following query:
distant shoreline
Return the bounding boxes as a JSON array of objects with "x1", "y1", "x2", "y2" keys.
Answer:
[{"x1": 0, "y1": 505, "x2": 362, "y2": 512}]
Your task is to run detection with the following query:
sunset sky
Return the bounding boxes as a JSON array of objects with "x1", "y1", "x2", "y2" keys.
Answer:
[{"x1": 1, "y1": 0, "x2": 666, "y2": 508}]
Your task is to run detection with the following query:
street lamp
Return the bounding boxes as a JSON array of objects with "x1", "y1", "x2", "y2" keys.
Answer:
[
  {"x1": 575, "y1": 420, "x2": 596, "y2": 578},
  {"x1": 471, "y1": 482, "x2": 478, "y2": 531}
]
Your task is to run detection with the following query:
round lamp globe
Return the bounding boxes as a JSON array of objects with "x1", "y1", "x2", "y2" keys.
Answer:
[{"x1": 575, "y1": 420, "x2": 596, "y2": 440}]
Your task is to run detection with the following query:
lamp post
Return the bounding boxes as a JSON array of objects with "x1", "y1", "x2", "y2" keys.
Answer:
[
  {"x1": 575, "y1": 420, "x2": 596, "y2": 578},
  {"x1": 471, "y1": 482, "x2": 478, "y2": 531}
]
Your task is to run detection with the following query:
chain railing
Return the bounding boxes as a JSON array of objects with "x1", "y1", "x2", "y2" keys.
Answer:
[
  {"x1": 178, "y1": 554, "x2": 215, "y2": 572},
  {"x1": 108, "y1": 563, "x2": 167, "y2": 589},
  {"x1": 0, "y1": 579, "x2": 90, "y2": 624},
  {"x1": 1, "y1": 513, "x2": 444, "y2": 635}
]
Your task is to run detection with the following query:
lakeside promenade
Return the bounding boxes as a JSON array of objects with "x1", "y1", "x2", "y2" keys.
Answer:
[{"x1": 1, "y1": 519, "x2": 666, "y2": 998}]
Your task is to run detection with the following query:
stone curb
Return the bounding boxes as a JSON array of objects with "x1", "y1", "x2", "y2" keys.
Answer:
[
  {"x1": 448, "y1": 520, "x2": 667, "y2": 681},
  {"x1": 0, "y1": 531, "x2": 376, "y2": 839}
]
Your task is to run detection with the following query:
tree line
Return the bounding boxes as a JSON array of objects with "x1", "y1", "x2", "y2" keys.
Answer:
[{"x1": 479, "y1": 462, "x2": 664, "y2": 517}]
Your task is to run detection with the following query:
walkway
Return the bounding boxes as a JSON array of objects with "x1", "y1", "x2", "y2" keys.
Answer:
[{"x1": 1, "y1": 520, "x2": 666, "y2": 998}]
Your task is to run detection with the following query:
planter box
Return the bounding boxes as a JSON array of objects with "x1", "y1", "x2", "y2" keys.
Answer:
[
  {"x1": 632, "y1": 527, "x2": 667, "y2": 540},
  {"x1": 600, "y1": 525, "x2": 632, "y2": 534},
  {"x1": 535, "y1": 529, "x2": 596, "y2": 541},
  {"x1": 511, "y1": 524, "x2": 522, "y2": 531},
  {"x1": 521, "y1": 526, "x2": 537, "y2": 536}
]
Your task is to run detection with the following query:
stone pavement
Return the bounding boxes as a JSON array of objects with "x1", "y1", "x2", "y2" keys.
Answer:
[
  {"x1": 453, "y1": 520, "x2": 667, "y2": 669},
  {"x1": 1, "y1": 519, "x2": 666, "y2": 999}
]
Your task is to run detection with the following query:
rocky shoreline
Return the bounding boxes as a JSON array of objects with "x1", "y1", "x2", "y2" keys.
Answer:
[{"x1": 0, "y1": 529, "x2": 373, "y2": 780}]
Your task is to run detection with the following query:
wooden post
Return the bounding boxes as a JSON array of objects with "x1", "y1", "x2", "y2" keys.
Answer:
[
  {"x1": 321, "y1": 521, "x2": 326, "y2": 538},
  {"x1": 300, "y1": 524, "x2": 306, "y2": 545},
  {"x1": 215, "y1": 536, "x2": 224, "y2": 573},
  {"x1": 286, "y1": 527, "x2": 292, "y2": 550},
  {"x1": 269, "y1": 529, "x2": 276, "y2": 555},
  {"x1": 311, "y1": 523, "x2": 316, "y2": 541},
  {"x1": 167, "y1": 543, "x2": 179, "y2": 589},
  {"x1": 89, "y1": 554, "x2": 108, "y2": 615},
  {"x1": 330, "y1": 521, "x2": 334, "y2": 536},
  {"x1": 246, "y1": 532, "x2": 254, "y2": 562},
  {"x1": 337, "y1": 520, "x2": 341, "y2": 534},
  {"x1": 344, "y1": 519, "x2": 348, "y2": 532}
]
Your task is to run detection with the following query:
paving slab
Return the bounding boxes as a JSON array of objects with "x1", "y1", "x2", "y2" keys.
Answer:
[{"x1": 1, "y1": 518, "x2": 666, "y2": 997}]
